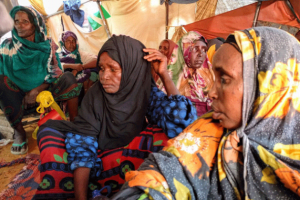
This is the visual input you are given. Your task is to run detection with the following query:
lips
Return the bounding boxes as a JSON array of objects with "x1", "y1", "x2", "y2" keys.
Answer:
[{"x1": 211, "y1": 105, "x2": 222, "y2": 120}]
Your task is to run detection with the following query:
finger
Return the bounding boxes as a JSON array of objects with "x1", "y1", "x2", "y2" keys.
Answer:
[
  {"x1": 143, "y1": 48, "x2": 158, "y2": 53},
  {"x1": 144, "y1": 54, "x2": 164, "y2": 62}
]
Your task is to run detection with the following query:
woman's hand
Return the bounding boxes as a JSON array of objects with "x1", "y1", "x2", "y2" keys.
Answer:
[
  {"x1": 143, "y1": 48, "x2": 179, "y2": 96},
  {"x1": 74, "y1": 64, "x2": 83, "y2": 71},
  {"x1": 23, "y1": 88, "x2": 39, "y2": 109},
  {"x1": 143, "y1": 48, "x2": 168, "y2": 77},
  {"x1": 72, "y1": 69, "x2": 78, "y2": 76}
]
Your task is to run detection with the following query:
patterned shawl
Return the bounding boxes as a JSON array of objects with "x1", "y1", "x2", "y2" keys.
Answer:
[
  {"x1": 168, "y1": 31, "x2": 214, "y2": 103},
  {"x1": 112, "y1": 27, "x2": 300, "y2": 200},
  {"x1": 0, "y1": 6, "x2": 62, "y2": 92}
]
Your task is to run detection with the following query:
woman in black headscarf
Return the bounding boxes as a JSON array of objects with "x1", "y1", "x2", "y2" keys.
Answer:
[{"x1": 36, "y1": 35, "x2": 197, "y2": 200}]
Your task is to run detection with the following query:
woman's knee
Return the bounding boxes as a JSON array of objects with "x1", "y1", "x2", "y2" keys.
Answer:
[{"x1": 61, "y1": 72, "x2": 77, "y2": 86}]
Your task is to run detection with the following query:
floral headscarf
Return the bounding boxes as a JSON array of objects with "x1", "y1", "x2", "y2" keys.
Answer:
[
  {"x1": 168, "y1": 31, "x2": 214, "y2": 107},
  {"x1": 113, "y1": 27, "x2": 300, "y2": 200}
]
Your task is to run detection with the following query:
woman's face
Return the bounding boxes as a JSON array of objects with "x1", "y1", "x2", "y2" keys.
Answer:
[
  {"x1": 189, "y1": 40, "x2": 208, "y2": 69},
  {"x1": 64, "y1": 36, "x2": 77, "y2": 52},
  {"x1": 159, "y1": 40, "x2": 169, "y2": 57},
  {"x1": 14, "y1": 11, "x2": 35, "y2": 39},
  {"x1": 209, "y1": 44, "x2": 243, "y2": 130},
  {"x1": 99, "y1": 52, "x2": 122, "y2": 93}
]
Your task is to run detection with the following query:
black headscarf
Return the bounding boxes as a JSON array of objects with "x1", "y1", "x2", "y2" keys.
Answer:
[{"x1": 43, "y1": 35, "x2": 153, "y2": 150}]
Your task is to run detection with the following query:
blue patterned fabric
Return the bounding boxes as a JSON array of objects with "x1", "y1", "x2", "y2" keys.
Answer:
[
  {"x1": 146, "y1": 86, "x2": 197, "y2": 138},
  {"x1": 65, "y1": 133, "x2": 102, "y2": 177},
  {"x1": 65, "y1": 86, "x2": 197, "y2": 174}
]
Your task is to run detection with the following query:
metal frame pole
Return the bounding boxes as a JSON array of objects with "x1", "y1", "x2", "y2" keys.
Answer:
[
  {"x1": 96, "y1": 0, "x2": 111, "y2": 38},
  {"x1": 165, "y1": 0, "x2": 169, "y2": 39},
  {"x1": 252, "y1": 1, "x2": 262, "y2": 27}
]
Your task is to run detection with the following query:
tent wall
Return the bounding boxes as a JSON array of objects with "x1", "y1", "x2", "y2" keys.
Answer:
[
  {"x1": 47, "y1": 0, "x2": 196, "y2": 55},
  {"x1": 183, "y1": 0, "x2": 300, "y2": 40}
]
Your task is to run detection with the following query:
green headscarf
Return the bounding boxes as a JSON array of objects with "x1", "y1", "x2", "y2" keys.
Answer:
[{"x1": 0, "y1": 6, "x2": 62, "y2": 92}]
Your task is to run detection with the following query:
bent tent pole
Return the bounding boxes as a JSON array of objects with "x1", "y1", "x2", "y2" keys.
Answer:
[
  {"x1": 96, "y1": 0, "x2": 111, "y2": 39},
  {"x1": 252, "y1": 1, "x2": 262, "y2": 27}
]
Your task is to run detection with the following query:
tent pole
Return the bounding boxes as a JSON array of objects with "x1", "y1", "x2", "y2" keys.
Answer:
[
  {"x1": 252, "y1": 1, "x2": 262, "y2": 27},
  {"x1": 165, "y1": 0, "x2": 169, "y2": 39},
  {"x1": 96, "y1": 0, "x2": 111, "y2": 38}
]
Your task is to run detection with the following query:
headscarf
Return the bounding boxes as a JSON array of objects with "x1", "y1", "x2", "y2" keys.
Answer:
[
  {"x1": 168, "y1": 31, "x2": 214, "y2": 104},
  {"x1": 160, "y1": 39, "x2": 178, "y2": 64},
  {"x1": 58, "y1": 31, "x2": 82, "y2": 64},
  {"x1": 58, "y1": 31, "x2": 92, "y2": 83},
  {"x1": 114, "y1": 27, "x2": 300, "y2": 199},
  {"x1": 43, "y1": 35, "x2": 153, "y2": 150},
  {"x1": 0, "y1": 6, "x2": 62, "y2": 92}
]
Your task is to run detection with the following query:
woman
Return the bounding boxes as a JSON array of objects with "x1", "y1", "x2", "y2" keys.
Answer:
[
  {"x1": 58, "y1": 31, "x2": 98, "y2": 93},
  {"x1": 111, "y1": 27, "x2": 300, "y2": 199},
  {"x1": 168, "y1": 31, "x2": 214, "y2": 117},
  {"x1": 154, "y1": 39, "x2": 178, "y2": 83},
  {"x1": 0, "y1": 6, "x2": 81, "y2": 155},
  {"x1": 36, "y1": 35, "x2": 197, "y2": 199}
]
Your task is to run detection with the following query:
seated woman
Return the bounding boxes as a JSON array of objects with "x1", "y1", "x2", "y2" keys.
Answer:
[
  {"x1": 168, "y1": 31, "x2": 214, "y2": 117},
  {"x1": 0, "y1": 6, "x2": 81, "y2": 155},
  {"x1": 58, "y1": 31, "x2": 98, "y2": 93},
  {"x1": 35, "y1": 35, "x2": 197, "y2": 199},
  {"x1": 110, "y1": 27, "x2": 300, "y2": 200},
  {"x1": 152, "y1": 39, "x2": 178, "y2": 82}
]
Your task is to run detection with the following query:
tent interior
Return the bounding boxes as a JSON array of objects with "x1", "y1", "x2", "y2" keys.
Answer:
[{"x1": 0, "y1": 0, "x2": 300, "y2": 198}]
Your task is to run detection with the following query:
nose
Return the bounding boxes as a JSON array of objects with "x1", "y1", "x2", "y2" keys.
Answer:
[
  {"x1": 208, "y1": 81, "x2": 217, "y2": 100},
  {"x1": 100, "y1": 69, "x2": 110, "y2": 80}
]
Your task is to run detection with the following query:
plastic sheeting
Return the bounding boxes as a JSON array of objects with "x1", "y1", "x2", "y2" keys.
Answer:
[
  {"x1": 183, "y1": 0, "x2": 300, "y2": 40},
  {"x1": 215, "y1": 0, "x2": 258, "y2": 15}
]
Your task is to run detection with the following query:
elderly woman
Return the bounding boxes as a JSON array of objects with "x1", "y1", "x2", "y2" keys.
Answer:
[
  {"x1": 0, "y1": 6, "x2": 82, "y2": 155},
  {"x1": 110, "y1": 27, "x2": 300, "y2": 200},
  {"x1": 168, "y1": 31, "x2": 214, "y2": 117},
  {"x1": 35, "y1": 35, "x2": 197, "y2": 199},
  {"x1": 153, "y1": 39, "x2": 178, "y2": 83},
  {"x1": 58, "y1": 31, "x2": 98, "y2": 93}
]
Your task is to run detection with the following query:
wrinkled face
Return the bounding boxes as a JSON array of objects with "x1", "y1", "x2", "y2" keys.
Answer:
[
  {"x1": 14, "y1": 11, "x2": 35, "y2": 39},
  {"x1": 99, "y1": 52, "x2": 122, "y2": 94},
  {"x1": 208, "y1": 44, "x2": 243, "y2": 130},
  {"x1": 189, "y1": 40, "x2": 208, "y2": 69},
  {"x1": 64, "y1": 36, "x2": 77, "y2": 52},
  {"x1": 159, "y1": 40, "x2": 169, "y2": 57}
]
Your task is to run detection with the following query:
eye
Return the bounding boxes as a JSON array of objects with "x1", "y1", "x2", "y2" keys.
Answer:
[
  {"x1": 111, "y1": 68, "x2": 115, "y2": 72},
  {"x1": 99, "y1": 66, "x2": 104, "y2": 71}
]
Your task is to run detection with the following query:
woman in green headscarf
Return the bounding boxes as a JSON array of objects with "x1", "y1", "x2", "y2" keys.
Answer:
[{"x1": 0, "y1": 6, "x2": 82, "y2": 155}]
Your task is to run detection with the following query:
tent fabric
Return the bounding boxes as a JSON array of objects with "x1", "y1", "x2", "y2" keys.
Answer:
[
  {"x1": 183, "y1": 0, "x2": 300, "y2": 40},
  {"x1": 46, "y1": 1, "x2": 196, "y2": 55},
  {"x1": 195, "y1": 0, "x2": 218, "y2": 21},
  {"x1": 215, "y1": 0, "x2": 258, "y2": 15},
  {"x1": 29, "y1": 0, "x2": 46, "y2": 15}
]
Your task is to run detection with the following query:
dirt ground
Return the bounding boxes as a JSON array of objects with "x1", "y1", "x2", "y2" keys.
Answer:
[{"x1": 0, "y1": 123, "x2": 40, "y2": 192}]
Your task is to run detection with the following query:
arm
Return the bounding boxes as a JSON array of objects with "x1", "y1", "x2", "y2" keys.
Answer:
[{"x1": 143, "y1": 48, "x2": 179, "y2": 97}]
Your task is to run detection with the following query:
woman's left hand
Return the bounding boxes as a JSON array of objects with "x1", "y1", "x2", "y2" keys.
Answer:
[{"x1": 143, "y1": 48, "x2": 168, "y2": 77}]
